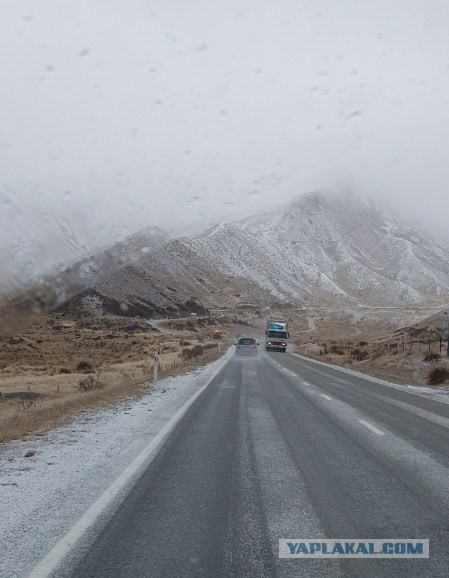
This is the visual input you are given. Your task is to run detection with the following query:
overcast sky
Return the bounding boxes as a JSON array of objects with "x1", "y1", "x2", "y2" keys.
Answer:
[{"x1": 1, "y1": 0, "x2": 449, "y2": 283}]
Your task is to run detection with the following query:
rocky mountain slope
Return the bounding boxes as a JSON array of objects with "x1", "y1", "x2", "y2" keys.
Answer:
[
  {"x1": 89, "y1": 190, "x2": 449, "y2": 316},
  {"x1": 5, "y1": 190, "x2": 449, "y2": 320},
  {"x1": 193, "y1": 191, "x2": 449, "y2": 306}
]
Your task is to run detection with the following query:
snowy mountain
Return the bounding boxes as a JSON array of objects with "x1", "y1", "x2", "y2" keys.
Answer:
[
  {"x1": 6, "y1": 190, "x2": 449, "y2": 318},
  {"x1": 89, "y1": 190, "x2": 449, "y2": 316}
]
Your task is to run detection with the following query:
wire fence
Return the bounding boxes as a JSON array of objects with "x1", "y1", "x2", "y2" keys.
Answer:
[{"x1": 317, "y1": 338, "x2": 448, "y2": 357}]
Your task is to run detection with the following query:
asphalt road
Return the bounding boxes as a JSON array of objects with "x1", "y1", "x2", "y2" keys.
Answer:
[{"x1": 70, "y1": 351, "x2": 449, "y2": 578}]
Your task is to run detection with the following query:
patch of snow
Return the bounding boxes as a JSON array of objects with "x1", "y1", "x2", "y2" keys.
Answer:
[{"x1": 0, "y1": 355, "x2": 228, "y2": 578}]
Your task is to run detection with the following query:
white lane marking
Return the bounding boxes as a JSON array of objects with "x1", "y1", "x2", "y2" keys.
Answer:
[
  {"x1": 358, "y1": 419, "x2": 384, "y2": 436},
  {"x1": 321, "y1": 394, "x2": 332, "y2": 401},
  {"x1": 27, "y1": 352, "x2": 232, "y2": 578},
  {"x1": 303, "y1": 381, "x2": 311, "y2": 386},
  {"x1": 376, "y1": 395, "x2": 449, "y2": 430},
  {"x1": 289, "y1": 352, "x2": 449, "y2": 406}
]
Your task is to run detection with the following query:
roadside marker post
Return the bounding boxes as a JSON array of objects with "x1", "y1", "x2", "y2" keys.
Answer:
[{"x1": 153, "y1": 352, "x2": 159, "y2": 381}]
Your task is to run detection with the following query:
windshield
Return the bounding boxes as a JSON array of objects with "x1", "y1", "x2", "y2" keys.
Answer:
[
  {"x1": 238, "y1": 338, "x2": 256, "y2": 345},
  {"x1": 2, "y1": 2, "x2": 449, "y2": 577},
  {"x1": 267, "y1": 331, "x2": 288, "y2": 339}
]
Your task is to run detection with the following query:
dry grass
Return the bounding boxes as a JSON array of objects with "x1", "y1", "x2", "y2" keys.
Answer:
[
  {"x1": 0, "y1": 309, "x2": 229, "y2": 443},
  {"x1": 288, "y1": 305, "x2": 449, "y2": 388}
]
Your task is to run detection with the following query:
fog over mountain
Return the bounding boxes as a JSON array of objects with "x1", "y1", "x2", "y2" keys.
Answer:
[
  {"x1": 18, "y1": 191, "x2": 449, "y2": 321},
  {"x1": 1, "y1": 1, "x2": 449, "y2": 290}
]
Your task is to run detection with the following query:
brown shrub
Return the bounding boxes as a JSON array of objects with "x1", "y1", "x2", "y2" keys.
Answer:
[
  {"x1": 77, "y1": 372, "x2": 105, "y2": 391},
  {"x1": 59, "y1": 367, "x2": 72, "y2": 374},
  {"x1": 351, "y1": 348, "x2": 370, "y2": 361},
  {"x1": 76, "y1": 360, "x2": 93, "y2": 373},
  {"x1": 427, "y1": 366, "x2": 449, "y2": 385},
  {"x1": 423, "y1": 352, "x2": 441, "y2": 363}
]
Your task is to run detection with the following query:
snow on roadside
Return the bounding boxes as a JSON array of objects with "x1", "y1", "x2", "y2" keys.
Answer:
[{"x1": 0, "y1": 355, "x2": 228, "y2": 578}]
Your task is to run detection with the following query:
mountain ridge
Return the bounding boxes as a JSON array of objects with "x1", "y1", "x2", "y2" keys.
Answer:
[{"x1": 4, "y1": 190, "x2": 449, "y2": 320}]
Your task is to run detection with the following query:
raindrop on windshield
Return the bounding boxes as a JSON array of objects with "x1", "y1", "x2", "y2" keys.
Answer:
[{"x1": 345, "y1": 111, "x2": 363, "y2": 120}]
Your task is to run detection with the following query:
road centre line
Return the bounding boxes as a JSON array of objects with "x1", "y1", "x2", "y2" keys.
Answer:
[
  {"x1": 321, "y1": 394, "x2": 332, "y2": 401},
  {"x1": 358, "y1": 419, "x2": 385, "y2": 436}
]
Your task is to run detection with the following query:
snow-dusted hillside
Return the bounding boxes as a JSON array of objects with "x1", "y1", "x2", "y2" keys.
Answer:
[
  {"x1": 92, "y1": 190, "x2": 449, "y2": 313},
  {"x1": 223, "y1": 191, "x2": 449, "y2": 305},
  {"x1": 9, "y1": 190, "x2": 449, "y2": 316}
]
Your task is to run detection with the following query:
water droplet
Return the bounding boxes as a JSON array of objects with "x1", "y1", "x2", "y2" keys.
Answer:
[
  {"x1": 141, "y1": 247, "x2": 151, "y2": 254},
  {"x1": 318, "y1": 70, "x2": 329, "y2": 77},
  {"x1": 345, "y1": 110, "x2": 363, "y2": 120},
  {"x1": 78, "y1": 49, "x2": 90, "y2": 58},
  {"x1": 63, "y1": 190, "x2": 72, "y2": 200},
  {"x1": 120, "y1": 303, "x2": 129, "y2": 312},
  {"x1": 195, "y1": 43, "x2": 208, "y2": 51},
  {"x1": 219, "y1": 109, "x2": 228, "y2": 116}
]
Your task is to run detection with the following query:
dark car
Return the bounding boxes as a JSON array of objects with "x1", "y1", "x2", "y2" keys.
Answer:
[{"x1": 235, "y1": 336, "x2": 258, "y2": 356}]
